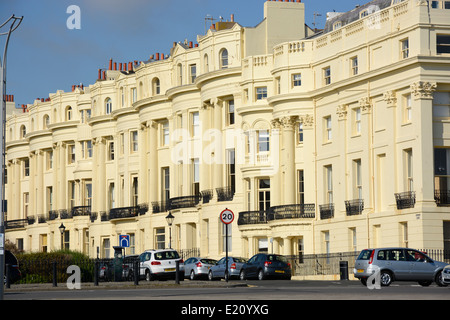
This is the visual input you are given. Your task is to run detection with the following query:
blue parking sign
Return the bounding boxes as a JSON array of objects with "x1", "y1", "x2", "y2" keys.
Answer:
[{"x1": 119, "y1": 235, "x2": 130, "y2": 248}]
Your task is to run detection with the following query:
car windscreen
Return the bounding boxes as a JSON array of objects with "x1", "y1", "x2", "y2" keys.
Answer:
[
  {"x1": 357, "y1": 249, "x2": 373, "y2": 260},
  {"x1": 154, "y1": 251, "x2": 180, "y2": 260},
  {"x1": 267, "y1": 255, "x2": 288, "y2": 263},
  {"x1": 200, "y1": 259, "x2": 217, "y2": 265},
  {"x1": 233, "y1": 257, "x2": 247, "y2": 263}
]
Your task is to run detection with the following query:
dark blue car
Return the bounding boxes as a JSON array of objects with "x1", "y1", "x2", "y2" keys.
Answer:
[{"x1": 239, "y1": 253, "x2": 291, "y2": 280}]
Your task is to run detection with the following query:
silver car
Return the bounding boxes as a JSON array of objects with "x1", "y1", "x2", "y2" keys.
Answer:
[
  {"x1": 208, "y1": 256, "x2": 247, "y2": 281},
  {"x1": 354, "y1": 248, "x2": 448, "y2": 287},
  {"x1": 184, "y1": 257, "x2": 217, "y2": 280},
  {"x1": 443, "y1": 265, "x2": 450, "y2": 285}
]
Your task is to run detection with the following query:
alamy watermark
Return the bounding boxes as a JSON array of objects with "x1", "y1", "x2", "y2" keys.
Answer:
[
  {"x1": 66, "y1": 265, "x2": 81, "y2": 290},
  {"x1": 66, "y1": 5, "x2": 81, "y2": 30}
]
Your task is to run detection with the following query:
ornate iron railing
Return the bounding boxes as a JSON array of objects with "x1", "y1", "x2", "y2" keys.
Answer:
[
  {"x1": 395, "y1": 191, "x2": 416, "y2": 209},
  {"x1": 268, "y1": 204, "x2": 315, "y2": 221},
  {"x1": 216, "y1": 186, "x2": 234, "y2": 202},
  {"x1": 345, "y1": 199, "x2": 364, "y2": 216},
  {"x1": 435, "y1": 190, "x2": 450, "y2": 206},
  {"x1": 238, "y1": 211, "x2": 268, "y2": 225},
  {"x1": 319, "y1": 203, "x2": 334, "y2": 220}
]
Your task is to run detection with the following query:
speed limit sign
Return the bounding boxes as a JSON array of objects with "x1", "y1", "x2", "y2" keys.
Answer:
[{"x1": 220, "y1": 208, "x2": 234, "y2": 225}]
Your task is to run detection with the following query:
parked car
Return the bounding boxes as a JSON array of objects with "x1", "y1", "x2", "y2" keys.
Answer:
[
  {"x1": 122, "y1": 254, "x2": 139, "y2": 281},
  {"x1": 4, "y1": 250, "x2": 21, "y2": 284},
  {"x1": 139, "y1": 249, "x2": 184, "y2": 281},
  {"x1": 354, "y1": 248, "x2": 449, "y2": 287},
  {"x1": 443, "y1": 265, "x2": 450, "y2": 285},
  {"x1": 208, "y1": 256, "x2": 247, "y2": 281},
  {"x1": 239, "y1": 253, "x2": 291, "y2": 280},
  {"x1": 184, "y1": 257, "x2": 217, "y2": 280}
]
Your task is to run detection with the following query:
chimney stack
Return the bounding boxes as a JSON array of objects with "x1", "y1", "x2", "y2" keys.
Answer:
[{"x1": 109, "y1": 58, "x2": 113, "y2": 70}]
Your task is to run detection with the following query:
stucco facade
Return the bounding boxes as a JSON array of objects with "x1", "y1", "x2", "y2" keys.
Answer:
[{"x1": 4, "y1": 0, "x2": 450, "y2": 259}]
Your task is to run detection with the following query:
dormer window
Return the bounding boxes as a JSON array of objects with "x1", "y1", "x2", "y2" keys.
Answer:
[
  {"x1": 360, "y1": 10, "x2": 369, "y2": 18},
  {"x1": 333, "y1": 21, "x2": 342, "y2": 30}
]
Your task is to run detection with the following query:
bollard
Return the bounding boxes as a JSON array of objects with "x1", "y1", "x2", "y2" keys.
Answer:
[
  {"x1": 175, "y1": 260, "x2": 180, "y2": 284},
  {"x1": 5, "y1": 264, "x2": 10, "y2": 289},
  {"x1": 134, "y1": 260, "x2": 139, "y2": 286},
  {"x1": 94, "y1": 260, "x2": 99, "y2": 286},
  {"x1": 339, "y1": 261, "x2": 349, "y2": 281},
  {"x1": 52, "y1": 262, "x2": 57, "y2": 287}
]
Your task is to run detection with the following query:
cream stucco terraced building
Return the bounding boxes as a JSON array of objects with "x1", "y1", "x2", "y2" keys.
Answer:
[{"x1": 5, "y1": 0, "x2": 450, "y2": 260}]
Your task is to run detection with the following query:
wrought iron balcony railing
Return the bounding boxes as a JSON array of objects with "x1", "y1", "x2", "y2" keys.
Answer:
[
  {"x1": 238, "y1": 211, "x2": 268, "y2": 226},
  {"x1": 108, "y1": 204, "x2": 149, "y2": 220},
  {"x1": 395, "y1": 191, "x2": 416, "y2": 210},
  {"x1": 319, "y1": 203, "x2": 334, "y2": 220},
  {"x1": 268, "y1": 204, "x2": 315, "y2": 221},
  {"x1": 345, "y1": 199, "x2": 364, "y2": 216},
  {"x1": 152, "y1": 196, "x2": 201, "y2": 213},
  {"x1": 216, "y1": 186, "x2": 234, "y2": 202},
  {"x1": 200, "y1": 189, "x2": 213, "y2": 204},
  {"x1": 5, "y1": 219, "x2": 28, "y2": 230},
  {"x1": 435, "y1": 190, "x2": 450, "y2": 206}
]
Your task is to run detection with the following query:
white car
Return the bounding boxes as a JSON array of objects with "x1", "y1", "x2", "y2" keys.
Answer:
[
  {"x1": 443, "y1": 265, "x2": 450, "y2": 285},
  {"x1": 139, "y1": 249, "x2": 184, "y2": 281}
]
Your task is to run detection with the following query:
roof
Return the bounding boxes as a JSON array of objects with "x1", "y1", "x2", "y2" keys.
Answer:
[{"x1": 322, "y1": 0, "x2": 394, "y2": 34}]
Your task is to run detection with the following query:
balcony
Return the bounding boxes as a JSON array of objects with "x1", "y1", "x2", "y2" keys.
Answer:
[
  {"x1": 238, "y1": 211, "x2": 268, "y2": 226},
  {"x1": 71, "y1": 206, "x2": 92, "y2": 217},
  {"x1": 200, "y1": 190, "x2": 213, "y2": 204},
  {"x1": 151, "y1": 201, "x2": 170, "y2": 214},
  {"x1": 268, "y1": 204, "x2": 315, "y2": 221},
  {"x1": 109, "y1": 204, "x2": 148, "y2": 220},
  {"x1": 395, "y1": 191, "x2": 416, "y2": 210},
  {"x1": 319, "y1": 203, "x2": 334, "y2": 220},
  {"x1": 169, "y1": 195, "x2": 201, "y2": 210},
  {"x1": 5, "y1": 219, "x2": 28, "y2": 230},
  {"x1": 435, "y1": 190, "x2": 450, "y2": 206},
  {"x1": 216, "y1": 186, "x2": 234, "y2": 202},
  {"x1": 345, "y1": 199, "x2": 364, "y2": 216},
  {"x1": 151, "y1": 195, "x2": 201, "y2": 213}
]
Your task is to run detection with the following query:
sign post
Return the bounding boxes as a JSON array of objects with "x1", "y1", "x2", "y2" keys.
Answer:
[{"x1": 220, "y1": 208, "x2": 234, "y2": 282}]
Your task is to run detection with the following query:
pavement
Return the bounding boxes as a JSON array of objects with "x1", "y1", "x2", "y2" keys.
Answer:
[{"x1": 4, "y1": 280, "x2": 248, "y2": 292}]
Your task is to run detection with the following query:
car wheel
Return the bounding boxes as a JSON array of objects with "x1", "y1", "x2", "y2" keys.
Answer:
[
  {"x1": 208, "y1": 270, "x2": 214, "y2": 281},
  {"x1": 190, "y1": 270, "x2": 196, "y2": 281},
  {"x1": 418, "y1": 280, "x2": 432, "y2": 287},
  {"x1": 380, "y1": 270, "x2": 393, "y2": 287},
  {"x1": 258, "y1": 269, "x2": 265, "y2": 281},
  {"x1": 435, "y1": 271, "x2": 448, "y2": 287},
  {"x1": 239, "y1": 270, "x2": 246, "y2": 281},
  {"x1": 360, "y1": 278, "x2": 367, "y2": 286},
  {"x1": 145, "y1": 269, "x2": 154, "y2": 282}
]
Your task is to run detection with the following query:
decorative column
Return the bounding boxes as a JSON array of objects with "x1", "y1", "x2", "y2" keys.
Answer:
[
  {"x1": 410, "y1": 81, "x2": 437, "y2": 204},
  {"x1": 298, "y1": 114, "x2": 314, "y2": 204},
  {"x1": 212, "y1": 98, "x2": 223, "y2": 191},
  {"x1": 280, "y1": 116, "x2": 297, "y2": 205},
  {"x1": 149, "y1": 121, "x2": 158, "y2": 203},
  {"x1": 270, "y1": 119, "x2": 281, "y2": 207},
  {"x1": 139, "y1": 122, "x2": 149, "y2": 205}
]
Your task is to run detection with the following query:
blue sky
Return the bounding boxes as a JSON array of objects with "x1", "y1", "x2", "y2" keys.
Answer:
[{"x1": 1, "y1": 0, "x2": 365, "y2": 107}]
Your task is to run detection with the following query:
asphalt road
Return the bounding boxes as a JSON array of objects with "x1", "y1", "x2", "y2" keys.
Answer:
[{"x1": 4, "y1": 279, "x2": 450, "y2": 301}]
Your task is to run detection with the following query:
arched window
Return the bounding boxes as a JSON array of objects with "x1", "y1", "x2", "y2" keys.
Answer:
[
  {"x1": 220, "y1": 49, "x2": 228, "y2": 69},
  {"x1": 66, "y1": 106, "x2": 73, "y2": 121},
  {"x1": 204, "y1": 54, "x2": 209, "y2": 73},
  {"x1": 105, "y1": 98, "x2": 112, "y2": 114},
  {"x1": 43, "y1": 114, "x2": 50, "y2": 129},
  {"x1": 152, "y1": 77, "x2": 161, "y2": 95},
  {"x1": 177, "y1": 63, "x2": 183, "y2": 86},
  {"x1": 20, "y1": 125, "x2": 27, "y2": 138}
]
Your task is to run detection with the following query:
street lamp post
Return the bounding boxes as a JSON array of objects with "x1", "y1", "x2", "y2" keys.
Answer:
[
  {"x1": 0, "y1": 14, "x2": 23, "y2": 301},
  {"x1": 165, "y1": 212, "x2": 174, "y2": 249},
  {"x1": 59, "y1": 223, "x2": 66, "y2": 250}
]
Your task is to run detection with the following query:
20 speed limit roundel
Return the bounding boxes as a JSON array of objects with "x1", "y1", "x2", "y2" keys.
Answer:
[{"x1": 220, "y1": 208, "x2": 234, "y2": 225}]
